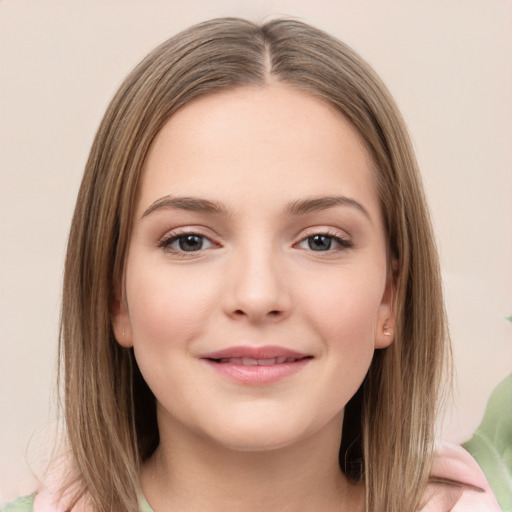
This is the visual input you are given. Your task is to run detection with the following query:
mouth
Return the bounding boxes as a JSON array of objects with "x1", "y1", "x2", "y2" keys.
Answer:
[
  {"x1": 210, "y1": 356, "x2": 309, "y2": 365},
  {"x1": 200, "y1": 346, "x2": 313, "y2": 384}
]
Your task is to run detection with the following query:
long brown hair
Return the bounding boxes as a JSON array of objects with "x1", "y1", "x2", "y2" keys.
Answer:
[{"x1": 60, "y1": 17, "x2": 449, "y2": 512}]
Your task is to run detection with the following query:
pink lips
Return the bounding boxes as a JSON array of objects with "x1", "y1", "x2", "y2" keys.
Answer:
[{"x1": 201, "y1": 345, "x2": 312, "y2": 385}]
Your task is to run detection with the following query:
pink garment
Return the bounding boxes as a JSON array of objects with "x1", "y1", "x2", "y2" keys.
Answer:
[
  {"x1": 32, "y1": 443, "x2": 501, "y2": 511},
  {"x1": 420, "y1": 442, "x2": 501, "y2": 511}
]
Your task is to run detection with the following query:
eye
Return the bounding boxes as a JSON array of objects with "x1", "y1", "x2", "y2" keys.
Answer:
[
  {"x1": 297, "y1": 233, "x2": 352, "y2": 252},
  {"x1": 159, "y1": 233, "x2": 215, "y2": 253}
]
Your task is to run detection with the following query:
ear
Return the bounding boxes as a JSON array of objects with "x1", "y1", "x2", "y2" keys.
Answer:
[
  {"x1": 374, "y1": 263, "x2": 398, "y2": 349},
  {"x1": 111, "y1": 291, "x2": 133, "y2": 348}
]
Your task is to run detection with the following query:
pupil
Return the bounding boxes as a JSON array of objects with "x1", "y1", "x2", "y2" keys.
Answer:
[
  {"x1": 309, "y1": 235, "x2": 332, "y2": 251},
  {"x1": 179, "y1": 235, "x2": 203, "y2": 251}
]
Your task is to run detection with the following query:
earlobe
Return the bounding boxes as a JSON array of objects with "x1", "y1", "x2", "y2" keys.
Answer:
[
  {"x1": 375, "y1": 264, "x2": 398, "y2": 349},
  {"x1": 375, "y1": 320, "x2": 394, "y2": 348},
  {"x1": 111, "y1": 293, "x2": 133, "y2": 348}
]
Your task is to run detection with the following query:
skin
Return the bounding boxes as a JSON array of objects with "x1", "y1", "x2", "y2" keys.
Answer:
[{"x1": 113, "y1": 84, "x2": 395, "y2": 512}]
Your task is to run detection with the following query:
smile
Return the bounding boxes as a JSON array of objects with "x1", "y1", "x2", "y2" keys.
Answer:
[
  {"x1": 214, "y1": 356, "x2": 305, "y2": 365},
  {"x1": 200, "y1": 346, "x2": 313, "y2": 385}
]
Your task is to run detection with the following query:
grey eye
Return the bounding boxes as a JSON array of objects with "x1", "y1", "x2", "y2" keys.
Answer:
[
  {"x1": 297, "y1": 233, "x2": 352, "y2": 252},
  {"x1": 177, "y1": 234, "x2": 205, "y2": 251},
  {"x1": 307, "y1": 235, "x2": 333, "y2": 251},
  {"x1": 161, "y1": 233, "x2": 214, "y2": 253}
]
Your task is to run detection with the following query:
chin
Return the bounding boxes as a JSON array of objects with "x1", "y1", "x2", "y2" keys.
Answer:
[
  {"x1": 201, "y1": 415, "x2": 323, "y2": 453},
  {"x1": 214, "y1": 431, "x2": 305, "y2": 453}
]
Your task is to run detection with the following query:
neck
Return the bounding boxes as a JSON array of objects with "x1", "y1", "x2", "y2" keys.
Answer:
[{"x1": 141, "y1": 413, "x2": 363, "y2": 512}]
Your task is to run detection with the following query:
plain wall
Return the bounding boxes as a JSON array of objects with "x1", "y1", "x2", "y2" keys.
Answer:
[{"x1": 1, "y1": 0, "x2": 511, "y2": 501}]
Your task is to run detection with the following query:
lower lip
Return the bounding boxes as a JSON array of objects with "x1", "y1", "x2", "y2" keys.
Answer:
[{"x1": 202, "y1": 358, "x2": 311, "y2": 385}]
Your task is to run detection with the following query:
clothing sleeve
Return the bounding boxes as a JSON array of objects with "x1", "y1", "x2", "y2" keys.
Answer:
[{"x1": 421, "y1": 442, "x2": 502, "y2": 511}]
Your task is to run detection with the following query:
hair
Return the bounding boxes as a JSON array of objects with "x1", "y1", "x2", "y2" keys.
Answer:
[{"x1": 60, "y1": 17, "x2": 450, "y2": 512}]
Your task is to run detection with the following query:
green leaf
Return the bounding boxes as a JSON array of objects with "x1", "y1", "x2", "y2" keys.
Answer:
[
  {"x1": 463, "y1": 373, "x2": 512, "y2": 511},
  {"x1": 506, "y1": 315, "x2": 512, "y2": 323}
]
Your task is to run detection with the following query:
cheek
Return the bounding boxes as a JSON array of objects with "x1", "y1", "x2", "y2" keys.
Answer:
[
  {"x1": 125, "y1": 261, "x2": 218, "y2": 407},
  {"x1": 301, "y1": 265, "x2": 384, "y2": 339},
  {"x1": 296, "y1": 263, "x2": 385, "y2": 395},
  {"x1": 301, "y1": 269, "x2": 384, "y2": 409},
  {"x1": 126, "y1": 260, "x2": 218, "y2": 347}
]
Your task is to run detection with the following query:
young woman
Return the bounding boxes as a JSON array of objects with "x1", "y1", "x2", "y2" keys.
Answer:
[{"x1": 2, "y1": 17, "x2": 500, "y2": 512}]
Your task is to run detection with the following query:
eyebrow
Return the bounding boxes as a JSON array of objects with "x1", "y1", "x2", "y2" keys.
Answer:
[
  {"x1": 285, "y1": 195, "x2": 371, "y2": 220},
  {"x1": 141, "y1": 196, "x2": 230, "y2": 218},
  {"x1": 141, "y1": 194, "x2": 370, "y2": 221}
]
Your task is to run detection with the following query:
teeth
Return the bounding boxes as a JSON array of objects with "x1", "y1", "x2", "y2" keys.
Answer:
[{"x1": 217, "y1": 357, "x2": 301, "y2": 365}]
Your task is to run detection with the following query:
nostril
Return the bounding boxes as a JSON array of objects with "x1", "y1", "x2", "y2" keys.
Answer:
[{"x1": 232, "y1": 309, "x2": 282, "y2": 317}]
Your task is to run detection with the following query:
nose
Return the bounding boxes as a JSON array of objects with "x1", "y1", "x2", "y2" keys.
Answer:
[{"x1": 222, "y1": 245, "x2": 292, "y2": 323}]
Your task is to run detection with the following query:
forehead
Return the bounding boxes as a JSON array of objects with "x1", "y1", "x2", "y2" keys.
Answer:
[{"x1": 137, "y1": 84, "x2": 379, "y2": 217}]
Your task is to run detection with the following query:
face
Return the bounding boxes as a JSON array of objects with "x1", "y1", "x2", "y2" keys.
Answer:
[{"x1": 113, "y1": 84, "x2": 395, "y2": 452}]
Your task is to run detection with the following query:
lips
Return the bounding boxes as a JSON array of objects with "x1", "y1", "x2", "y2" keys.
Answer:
[
  {"x1": 201, "y1": 345, "x2": 309, "y2": 360},
  {"x1": 200, "y1": 346, "x2": 312, "y2": 384},
  {"x1": 215, "y1": 356, "x2": 304, "y2": 365}
]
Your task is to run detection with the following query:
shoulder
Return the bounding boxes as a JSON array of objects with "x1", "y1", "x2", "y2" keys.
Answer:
[
  {"x1": 421, "y1": 442, "x2": 502, "y2": 511},
  {"x1": 0, "y1": 494, "x2": 36, "y2": 512}
]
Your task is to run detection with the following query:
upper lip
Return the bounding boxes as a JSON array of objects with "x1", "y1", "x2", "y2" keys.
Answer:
[{"x1": 200, "y1": 345, "x2": 311, "y2": 360}]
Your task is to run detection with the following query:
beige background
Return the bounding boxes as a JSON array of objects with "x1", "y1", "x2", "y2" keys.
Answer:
[{"x1": 1, "y1": 0, "x2": 511, "y2": 502}]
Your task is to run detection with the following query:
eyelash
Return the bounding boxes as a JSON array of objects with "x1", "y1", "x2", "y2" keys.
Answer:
[
  {"x1": 297, "y1": 230, "x2": 353, "y2": 252},
  {"x1": 157, "y1": 229, "x2": 353, "y2": 256},
  {"x1": 158, "y1": 228, "x2": 215, "y2": 257}
]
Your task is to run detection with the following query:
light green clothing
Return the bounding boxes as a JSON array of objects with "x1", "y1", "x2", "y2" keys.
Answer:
[
  {"x1": 140, "y1": 497, "x2": 153, "y2": 512},
  {"x1": 0, "y1": 494, "x2": 153, "y2": 512},
  {"x1": 0, "y1": 494, "x2": 35, "y2": 512}
]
